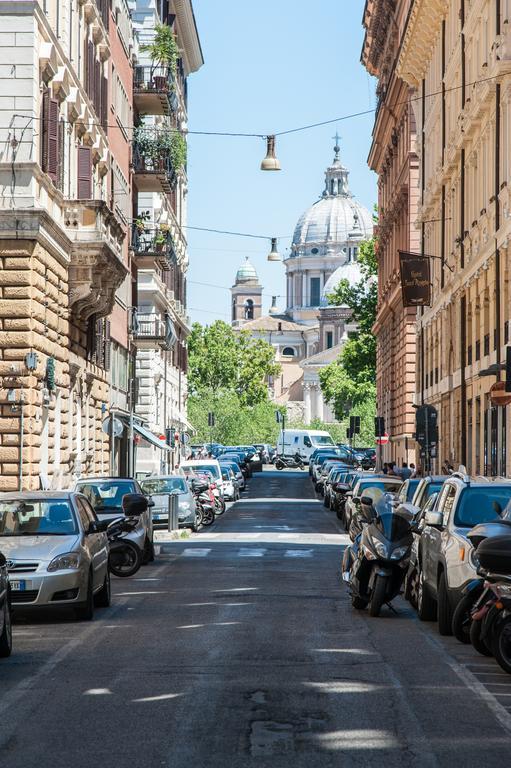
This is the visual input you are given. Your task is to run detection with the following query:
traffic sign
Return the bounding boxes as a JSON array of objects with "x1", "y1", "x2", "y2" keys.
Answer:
[
  {"x1": 376, "y1": 433, "x2": 389, "y2": 446},
  {"x1": 490, "y1": 381, "x2": 511, "y2": 407}
]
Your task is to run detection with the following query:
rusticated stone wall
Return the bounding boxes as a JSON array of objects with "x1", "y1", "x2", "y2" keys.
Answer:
[{"x1": 0, "y1": 239, "x2": 110, "y2": 490}]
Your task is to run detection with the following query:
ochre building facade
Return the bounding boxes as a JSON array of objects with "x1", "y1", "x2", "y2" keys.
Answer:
[
  {"x1": 362, "y1": 0, "x2": 419, "y2": 466},
  {"x1": 392, "y1": 0, "x2": 511, "y2": 474}
]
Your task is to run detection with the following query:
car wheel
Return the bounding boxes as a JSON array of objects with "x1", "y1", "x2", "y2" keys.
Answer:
[
  {"x1": 75, "y1": 571, "x2": 94, "y2": 621},
  {"x1": 437, "y1": 572, "x2": 453, "y2": 636},
  {"x1": 94, "y1": 569, "x2": 111, "y2": 608},
  {"x1": 0, "y1": 596, "x2": 12, "y2": 657},
  {"x1": 417, "y1": 565, "x2": 436, "y2": 622},
  {"x1": 451, "y1": 592, "x2": 475, "y2": 644}
]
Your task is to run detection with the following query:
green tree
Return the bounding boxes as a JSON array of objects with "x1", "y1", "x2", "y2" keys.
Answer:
[
  {"x1": 188, "y1": 392, "x2": 284, "y2": 445},
  {"x1": 319, "y1": 236, "x2": 378, "y2": 444},
  {"x1": 188, "y1": 321, "x2": 280, "y2": 406}
]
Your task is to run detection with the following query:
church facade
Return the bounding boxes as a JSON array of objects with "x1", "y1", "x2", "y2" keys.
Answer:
[{"x1": 231, "y1": 143, "x2": 373, "y2": 424}]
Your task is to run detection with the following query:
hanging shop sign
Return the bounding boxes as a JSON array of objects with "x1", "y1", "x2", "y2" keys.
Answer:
[
  {"x1": 398, "y1": 251, "x2": 431, "y2": 308},
  {"x1": 490, "y1": 381, "x2": 511, "y2": 407}
]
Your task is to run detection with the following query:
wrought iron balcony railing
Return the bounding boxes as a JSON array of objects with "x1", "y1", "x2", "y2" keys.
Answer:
[
  {"x1": 133, "y1": 66, "x2": 178, "y2": 115},
  {"x1": 130, "y1": 311, "x2": 177, "y2": 351},
  {"x1": 131, "y1": 226, "x2": 176, "y2": 269}
]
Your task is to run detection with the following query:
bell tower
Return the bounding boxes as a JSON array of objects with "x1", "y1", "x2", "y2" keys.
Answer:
[{"x1": 231, "y1": 258, "x2": 263, "y2": 327}]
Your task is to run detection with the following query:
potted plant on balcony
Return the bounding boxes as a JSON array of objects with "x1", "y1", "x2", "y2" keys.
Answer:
[
  {"x1": 140, "y1": 23, "x2": 179, "y2": 87},
  {"x1": 153, "y1": 229, "x2": 167, "y2": 253}
]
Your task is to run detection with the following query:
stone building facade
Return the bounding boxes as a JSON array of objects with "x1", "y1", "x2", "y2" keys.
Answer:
[
  {"x1": 130, "y1": 0, "x2": 203, "y2": 476},
  {"x1": 394, "y1": 0, "x2": 511, "y2": 475},
  {"x1": 0, "y1": 0, "x2": 127, "y2": 490},
  {"x1": 361, "y1": 0, "x2": 419, "y2": 466}
]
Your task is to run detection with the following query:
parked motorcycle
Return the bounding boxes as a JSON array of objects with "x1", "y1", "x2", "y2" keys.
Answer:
[
  {"x1": 275, "y1": 453, "x2": 305, "y2": 471},
  {"x1": 468, "y1": 535, "x2": 511, "y2": 665},
  {"x1": 107, "y1": 493, "x2": 147, "y2": 578},
  {"x1": 342, "y1": 495, "x2": 416, "y2": 617},
  {"x1": 191, "y1": 478, "x2": 215, "y2": 527},
  {"x1": 451, "y1": 517, "x2": 511, "y2": 643}
]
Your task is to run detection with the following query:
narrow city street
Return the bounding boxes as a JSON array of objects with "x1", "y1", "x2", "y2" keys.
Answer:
[{"x1": 2, "y1": 469, "x2": 511, "y2": 767}]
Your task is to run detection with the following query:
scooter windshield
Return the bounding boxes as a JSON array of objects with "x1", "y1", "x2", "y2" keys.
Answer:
[{"x1": 372, "y1": 499, "x2": 412, "y2": 541}]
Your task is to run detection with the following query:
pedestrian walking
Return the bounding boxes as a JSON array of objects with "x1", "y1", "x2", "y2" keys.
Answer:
[
  {"x1": 400, "y1": 462, "x2": 412, "y2": 480},
  {"x1": 410, "y1": 462, "x2": 417, "y2": 478}
]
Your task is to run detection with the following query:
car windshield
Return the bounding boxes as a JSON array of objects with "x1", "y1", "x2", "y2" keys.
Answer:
[
  {"x1": 312, "y1": 435, "x2": 335, "y2": 446},
  {"x1": 77, "y1": 481, "x2": 135, "y2": 510},
  {"x1": 140, "y1": 477, "x2": 188, "y2": 495},
  {"x1": 455, "y1": 487, "x2": 511, "y2": 527},
  {"x1": 357, "y1": 479, "x2": 402, "y2": 494},
  {"x1": 185, "y1": 464, "x2": 220, "y2": 479},
  {"x1": 0, "y1": 500, "x2": 77, "y2": 536}
]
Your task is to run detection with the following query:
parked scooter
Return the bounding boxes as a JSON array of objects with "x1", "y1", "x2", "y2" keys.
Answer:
[
  {"x1": 275, "y1": 453, "x2": 305, "y2": 471},
  {"x1": 191, "y1": 478, "x2": 215, "y2": 527},
  {"x1": 342, "y1": 495, "x2": 416, "y2": 617},
  {"x1": 451, "y1": 514, "x2": 511, "y2": 643},
  {"x1": 468, "y1": 535, "x2": 511, "y2": 664},
  {"x1": 107, "y1": 493, "x2": 146, "y2": 578}
]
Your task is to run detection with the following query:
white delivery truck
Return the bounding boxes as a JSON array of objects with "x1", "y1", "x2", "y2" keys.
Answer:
[{"x1": 276, "y1": 429, "x2": 335, "y2": 462}]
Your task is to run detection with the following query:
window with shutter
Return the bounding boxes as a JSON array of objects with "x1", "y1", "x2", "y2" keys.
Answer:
[
  {"x1": 57, "y1": 119, "x2": 65, "y2": 192},
  {"x1": 77, "y1": 146, "x2": 92, "y2": 199},
  {"x1": 95, "y1": 319, "x2": 104, "y2": 367},
  {"x1": 47, "y1": 97, "x2": 59, "y2": 182},
  {"x1": 86, "y1": 315, "x2": 96, "y2": 362},
  {"x1": 104, "y1": 320, "x2": 111, "y2": 371},
  {"x1": 41, "y1": 89, "x2": 49, "y2": 171}
]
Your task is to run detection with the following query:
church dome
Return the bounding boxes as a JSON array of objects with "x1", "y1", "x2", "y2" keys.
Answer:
[
  {"x1": 321, "y1": 262, "x2": 362, "y2": 303},
  {"x1": 291, "y1": 143, "x2": 373, "y2": 251},
  {"x1": 235, "y1": 257, "x2": 259, "y2": 284}
]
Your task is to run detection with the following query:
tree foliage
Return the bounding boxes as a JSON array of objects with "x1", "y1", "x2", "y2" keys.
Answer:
[
  {"x1": 188, "y1": 392, "x2": 284, "y2": 445},
  {"x1": 187, "y1": 321, "x2": 280, "y2": 406},
  {"x1": 319, "y1": 237, "x2": 378, "y2": 443}
]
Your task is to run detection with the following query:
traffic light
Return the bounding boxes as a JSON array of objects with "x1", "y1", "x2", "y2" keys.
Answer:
[
  {"x1": 414, "y1": 405, "x2": 438, "y2": 448},
  {"x1": 375, "y1": 416, "x2": 385, "y2": 437},
  {"x1": 349, "y1": 416, "x2": 361, "y2": 435}
]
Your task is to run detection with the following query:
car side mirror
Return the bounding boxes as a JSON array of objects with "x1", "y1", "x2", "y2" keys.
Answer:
[
  {"x1": 352, "y1": 495, "x2": 360, "y2": 503},
  {"x1": 88, "y1": 519, "x2": 109, "y2": 534},
  {"x1": 122, "y1": 492, "x2": 148, "y2": 517},
  {"x1": 424, "y1": 510, "x2": 444, "y2": 527},
  {"x1": 146, "y1": 497, "x2": 155, "y2": 508},
  {"x1": 360, "y1": 495, "x2": 373, "y2": 506}
]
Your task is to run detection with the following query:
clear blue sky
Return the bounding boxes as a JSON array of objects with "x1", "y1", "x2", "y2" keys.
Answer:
[{"x1": 186, "y1": 0, "x2": 376, "y2": 324}]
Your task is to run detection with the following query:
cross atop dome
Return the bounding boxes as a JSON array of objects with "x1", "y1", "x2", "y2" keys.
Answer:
[{"x1": 332, "y1": 132, "x2": 341, "y2": 162}]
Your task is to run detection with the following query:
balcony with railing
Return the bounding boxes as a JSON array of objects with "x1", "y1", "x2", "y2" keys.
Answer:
[
  {"x1": 133, "y1": 65, "x2": 179, "y2": 116},
  {"x1": 130, "y1": 311, "x2": 177, "y2": 351},
  {"x1": 131, "y1": 225, "x2": 177, "y2": 271},
  {"x1": 132, "y1": 128, "x2": 178, "y2": 194}
]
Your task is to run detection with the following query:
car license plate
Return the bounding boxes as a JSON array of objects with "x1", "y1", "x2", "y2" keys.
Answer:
[{"x1": 10, "y1": 580, "x2": 26, "y2": 591}]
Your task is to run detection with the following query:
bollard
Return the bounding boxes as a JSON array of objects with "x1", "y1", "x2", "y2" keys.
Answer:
[{"x1": 167, "y1": 491, "x2": 179, "y2": 533}]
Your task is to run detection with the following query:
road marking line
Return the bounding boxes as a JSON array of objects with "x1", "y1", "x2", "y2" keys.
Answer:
[
  {"x1": 284, "y1": 550, "x2": 314, "y2": 558},
  {"x1": 237, "y1": 548, "x2": 267, "y2": 557},
  {"x1": 181, "y1": 548, "x2": 211, "y2": 557}
]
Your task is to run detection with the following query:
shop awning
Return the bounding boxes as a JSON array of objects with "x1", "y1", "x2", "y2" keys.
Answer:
[{"x1": 132, "y1": 422, "x2": 171, "y2": 451}]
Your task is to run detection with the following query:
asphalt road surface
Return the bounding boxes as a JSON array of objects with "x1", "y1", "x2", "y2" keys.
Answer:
[{"x1": 3, "y1": 468, "x2": 511, "y2": 767}]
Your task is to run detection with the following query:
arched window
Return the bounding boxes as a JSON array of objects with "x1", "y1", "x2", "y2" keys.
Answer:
[
  {"x1": 282, "y1": 347, "x2": 295, "y2": 356},
  {"x1": 244, "y1": 299, "x2": 254, "y2": 320}
]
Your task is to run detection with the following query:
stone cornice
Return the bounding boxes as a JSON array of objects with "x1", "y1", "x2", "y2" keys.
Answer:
[
  {"x1": 174, "y1": 0, "x2": 204, "y2": 75},
  {"x1": 0, "y1": 208, "x2": 71, "y2": 266},
  {"x1": 397, "y1": 0, "x2": 448, "y2": 88}
]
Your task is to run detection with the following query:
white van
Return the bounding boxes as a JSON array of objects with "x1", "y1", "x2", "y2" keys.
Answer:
[{"x1": 276, "y1": 429, "x2": 335, "y2": 462}]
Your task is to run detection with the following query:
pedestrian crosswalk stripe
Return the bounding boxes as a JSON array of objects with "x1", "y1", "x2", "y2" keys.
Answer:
[
  {"x1": 284, "y1": 550, "x2": 314, "y2": 558},
  {"x1": 237, "y1": 548, "x2": 267, "y2": 557},
  {"x1": 181, "y1": 548, "x2": 212, "y2": 557}
]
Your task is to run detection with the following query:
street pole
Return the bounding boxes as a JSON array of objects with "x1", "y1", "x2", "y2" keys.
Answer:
[
  {"x1": 110, "y1": 407, "x2": 115, "y2": 476},
  {"x1": 18, "y1": 386, "x2": 24, "y2": 491}
]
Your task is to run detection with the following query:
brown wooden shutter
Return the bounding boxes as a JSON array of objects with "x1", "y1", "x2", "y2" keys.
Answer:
[
  {"x1": 101, "y1": 74, "x2": 108, "y2": 131},
  {"x1": 95, "y1": 319, "x2": 104, "y2": 367},
  {"x1": 41, "y1": 89, "x2": 49, "y2": 171},
  {"x1": 46, "y1": 98, "x2": 59, "y2": 182},
  {"x1": 57, "y1": 119, "x2": 65, "y2": 191},
  {"x1": 77, "y1": 146, "x2": 92, "y2": 199},
  {"x1": 104, "y1": 320, "x2": 111, "y2": 371}
]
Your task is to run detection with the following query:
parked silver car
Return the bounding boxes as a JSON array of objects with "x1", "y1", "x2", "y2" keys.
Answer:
[
  {"x1": 140, "y1": 476, "x2": 201, "y2": 531},
  {"x1": 0, "y1": 492, "x2": 110, "y2": 620},
  {"x1": 74, "y1": 477, "x2": 154, "y2": 562}
]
